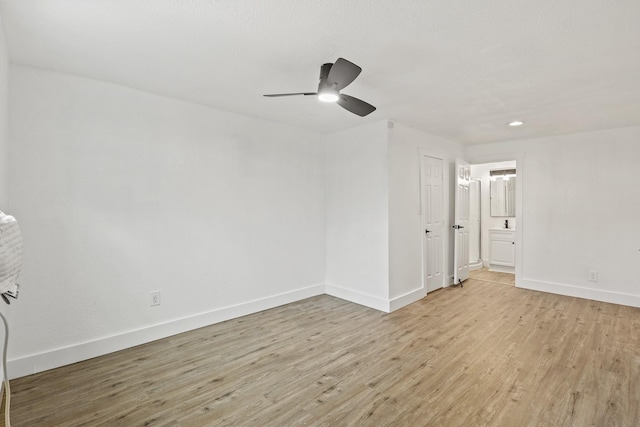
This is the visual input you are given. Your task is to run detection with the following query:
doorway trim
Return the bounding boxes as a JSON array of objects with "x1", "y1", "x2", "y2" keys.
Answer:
[{"x1": 466, "y1": 152, "x2": 524, "y2": 288}]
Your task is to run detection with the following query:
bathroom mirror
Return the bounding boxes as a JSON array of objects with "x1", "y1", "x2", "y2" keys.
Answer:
[{"x1": 490, "y1": 169, "x2": 516, "y2": 217}]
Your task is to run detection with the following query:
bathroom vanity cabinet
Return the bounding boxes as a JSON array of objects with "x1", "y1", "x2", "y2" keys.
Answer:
[{"x1": 489, "y1": 228, "x2": 515, "y2": 273}]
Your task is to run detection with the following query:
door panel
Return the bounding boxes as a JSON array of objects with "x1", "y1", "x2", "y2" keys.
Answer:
[
  {"x1": 421, "y1": 155, "x2": 444, "y2": 293},
  {"x1": 454, "y1": 159, "x2": 471, "y2": 285}
]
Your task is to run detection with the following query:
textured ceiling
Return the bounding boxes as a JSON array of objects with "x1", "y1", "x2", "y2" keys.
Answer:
[{"x1": 1, "y1": 0, "x2": 639, "y2": 145}]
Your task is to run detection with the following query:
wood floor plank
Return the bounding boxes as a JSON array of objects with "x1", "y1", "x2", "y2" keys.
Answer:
[
  {"x1": 2, "y1": 279, "x2": 640, "y2": 426},
  {"x1": 469, "y1": 267, "x2": 516, "y2": 286}
]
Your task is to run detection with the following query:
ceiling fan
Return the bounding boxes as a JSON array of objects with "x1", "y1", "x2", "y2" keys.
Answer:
[{"x1": 264, "y1": 58, "x2": 376, "y2": 117}]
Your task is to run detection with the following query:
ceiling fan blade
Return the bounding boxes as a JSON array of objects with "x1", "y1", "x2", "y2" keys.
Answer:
[
  {"x1": 337, "y1": 94, "x2": 376, "y2": 117},
  {"x1": 263, "y1": 92, "x2": 317, "y2": 97},
  {"x1": 327, "y1": 58, "x2": 362, "y2": 91}
]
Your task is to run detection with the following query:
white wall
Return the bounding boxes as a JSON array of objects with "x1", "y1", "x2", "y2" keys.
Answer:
[
  {"x1": 0, "y1": 10, "x2": 9, "y2": 386},
  {"x1": 467, "y1": 126, "x2": 640, "y2": 307},
  {"x1": 8, "y1": 66, "x2": 326, "y2": 378},
  {"x1": 388, "y1": 122, "x2": 465, "y2": 306},
  {"x1": 324, "y1": 121, "x2": 390, "y2": 311},
  {"x1": 470, "y1": 161, "x2": 516, "y2": 267},
  {"x1": 0, "y1": 12, "x2": 8, "y2": 209},
  {"x1": 324, "y1": 120, "x2": 466, "y2": 312}
]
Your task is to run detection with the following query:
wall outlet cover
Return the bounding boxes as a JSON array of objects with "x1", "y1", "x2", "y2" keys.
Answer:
[{"x1": 150, "y1": 291, "x2": 161, "y2": 306}]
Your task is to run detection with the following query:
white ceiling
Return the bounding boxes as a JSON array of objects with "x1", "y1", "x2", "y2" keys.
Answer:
[{"x1": 1, "y1": 0, "x2": 639, "y2": 145}]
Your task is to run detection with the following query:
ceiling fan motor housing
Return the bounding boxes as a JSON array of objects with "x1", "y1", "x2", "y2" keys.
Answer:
[{"x1": 318, "y1": 63, "x2": 336, "y2": 91}]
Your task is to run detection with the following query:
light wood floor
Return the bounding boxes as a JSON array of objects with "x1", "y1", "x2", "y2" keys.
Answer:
[
  {"x1": 469, "y1": 267, "x2": 516, "y2": 286},
  {"x1": 3, "y1": 278, "x2": 640, "y2": 426}
]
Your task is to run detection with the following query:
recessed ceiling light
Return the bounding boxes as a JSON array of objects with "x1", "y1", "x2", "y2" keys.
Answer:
[{"x1": 508, "y1": 120, "x2": 524, "y2": 127}]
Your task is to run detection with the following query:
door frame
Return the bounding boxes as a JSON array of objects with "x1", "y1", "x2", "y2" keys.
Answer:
[
  {"x1": 466, "y1": 152, "x2": 524, "y2": 288},
  {"x1": 419, "y1": 150, "x2": 446, "y2": 293},
  {"x1": 468, "y1": 178, "x2": 483, "y2": 269}
]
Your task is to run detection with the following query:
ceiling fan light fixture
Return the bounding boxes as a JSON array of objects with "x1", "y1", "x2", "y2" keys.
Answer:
[
  {"x1": 264, "y1": 58, "x2": 375, "y2": 116},
  {"x1": 318, "y1": 87, "x2": 339, "y2": 103}
]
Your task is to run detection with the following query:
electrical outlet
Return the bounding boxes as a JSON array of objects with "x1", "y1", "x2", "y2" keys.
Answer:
[
  {"x1": 589, "y1": 271, "x2": 598, "y2": 282},
  {"x1": 150, "y1": 291, "x2": 161, "y2": 306}
]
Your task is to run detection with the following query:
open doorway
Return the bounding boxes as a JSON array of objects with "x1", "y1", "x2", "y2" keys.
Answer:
[{"x1": 469, "y1": 160, "x2": 517, "y2": 282}]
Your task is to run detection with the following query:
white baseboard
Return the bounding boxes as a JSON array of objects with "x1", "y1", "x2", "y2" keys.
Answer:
[
  {"x1": 325, "y1": 284, "x2": 426, "y2": 313},
  {"x1": 325, "y1": 284, "x2": 391, "y2": 312},
  {"x1": 8, "y1": 284, "x2": 325, "y2": 379},
  {"x1": 519, "y1": 277, "x2": 640, "y2": 308},
  {"x1": 389, "y1": 287, "x2": 426, "y2": 312}
]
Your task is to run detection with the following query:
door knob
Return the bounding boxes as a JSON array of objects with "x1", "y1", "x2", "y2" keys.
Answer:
[
  {"x1": 425, "y1": 229, "x2": 431, "y2": 234},
  {"x1": 452, "y1": 225, "x2": 464, "y2": 229}
]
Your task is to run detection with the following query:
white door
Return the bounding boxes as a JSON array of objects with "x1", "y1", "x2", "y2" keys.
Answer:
[
  {"x1": 421, "y1": 155, "x2": 444, "y2": 293},
  {"x1": 453, "y1": 159, "x2": 471, "y2": 285}
]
